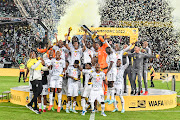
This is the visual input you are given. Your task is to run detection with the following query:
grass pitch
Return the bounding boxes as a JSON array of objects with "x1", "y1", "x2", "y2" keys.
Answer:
[{"x1": 0, "y1": 76, "x2": 180, "y2": 120}]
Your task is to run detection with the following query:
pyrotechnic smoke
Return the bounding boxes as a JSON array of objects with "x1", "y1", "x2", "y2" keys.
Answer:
[
  {"x1": 57, "y1": 0, "x2": 104, "y2": 40},
  {"x1": 167, "y1": 0, "x2": 180, "y2": 30}
]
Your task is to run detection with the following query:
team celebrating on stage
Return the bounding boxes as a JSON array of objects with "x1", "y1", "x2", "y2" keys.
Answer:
[{"x1": 25, "y1": 27, "x2": 159, "y2": 115}]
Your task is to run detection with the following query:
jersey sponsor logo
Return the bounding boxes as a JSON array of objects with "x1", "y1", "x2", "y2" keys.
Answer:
[
  {"x1": 88, "y1": 50, "x2": 91, "y2": 54},
  {"x1": 55, "y1": 64, "x2": 59, "y2": 68},
  {"x1": 74, "y1": 52, "x2": 77, "y2": 56},
  {"x1": 96, "y1": 77, "x2": 100, "y2": 82},
  {"x1": 73, "y1": 71, "x2": 77, "y2": 76}
]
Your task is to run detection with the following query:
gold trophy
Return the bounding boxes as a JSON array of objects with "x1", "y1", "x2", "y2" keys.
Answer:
[{"x1": 81, "y1": 25, "x2": 97, "y2": 39}]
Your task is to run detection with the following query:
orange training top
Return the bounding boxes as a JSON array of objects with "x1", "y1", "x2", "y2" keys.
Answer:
[
  {"x1": 98, "y1": 36, "x2": 108, "y2": 69},
  {"x1": 37, "y1": 48, "x2": 55, "y2": 58}
]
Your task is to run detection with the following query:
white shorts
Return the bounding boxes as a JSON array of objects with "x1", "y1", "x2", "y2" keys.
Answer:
[
  {"x1": 41, "y1": 84, "x2": 48, "y2": 95},
  {"x1": 68, "y1": 82, "x2": 79, "y2": 97},
  {"x1": 89, "y1": 89, "x2": 104, "y2": 103},
  {"x1": 82, "y1": 85, "x2": 92, "y2": 98},
  {"x1": 107, "y1": 71, "x2": 117, "y2": 82},
  {"x1": 114, "y1": 83, "x2": 123, "y2": 96},
  {"x1": 50, "y1": 76, "x2": 63, "y2": 88}
]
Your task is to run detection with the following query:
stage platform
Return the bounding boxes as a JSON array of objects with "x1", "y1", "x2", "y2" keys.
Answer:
[{"x1": 10, "y1": 85, "x2": 177, "y2": 111}]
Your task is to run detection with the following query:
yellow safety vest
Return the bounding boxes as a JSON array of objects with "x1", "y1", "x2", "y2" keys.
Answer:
[{"x1": 19, "y1": 63, "x2": 25, "y2": 72}]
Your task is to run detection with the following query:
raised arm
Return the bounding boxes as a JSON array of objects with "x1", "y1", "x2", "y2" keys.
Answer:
[
  {"x1": 54, "y1": 33, "x2": 58, "y2": 44},
  {"x1": 106, "y1": 61, "x2": 114, "y2": 75},
  {"x1": 143, "y1": 53, "x2": 156, "y2": 58},
  {"x1": 31, "y1": 60, "x2": 42, "y2": 70},
  {"x1": 65, "y1": 36, "x2": 71, "y2": 50},
  {"x1": 124, "y1": 55, "x2": 129, "y2": 69},
  {"x1": 82, "y1": 34, "x2": 87, "y2": 52}
]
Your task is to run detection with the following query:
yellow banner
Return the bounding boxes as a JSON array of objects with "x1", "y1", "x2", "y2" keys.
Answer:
[
  {"x1": 101, "y1": 20, "x2": 173, "y2": 28},
  {"x1": 10, "y1": 89, "x2": 30, "y2": 106},
  {"x1": 77, "y1": 27, "x2": 138, "y2": 37},
  {"x1": 11, "y1": 88, "x2": 177, "y2": 111},
  {"x1": 147, "y1": 72, "x2": 180, "y2": 81},
  {"x1": 76, "y1": 27, "x2": 138, "y2": 43},
  {"x1": 0, "y1": 68, "x2": 28, "y2": 77}
]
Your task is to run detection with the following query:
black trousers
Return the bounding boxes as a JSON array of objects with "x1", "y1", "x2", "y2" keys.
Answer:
[
  {"x1": 28, "y1": 80, "x2": 43, "y2": 110},
  {"x1": 19, "y1": 72, "x2": 25, "y2": 82},
  {"x1": 150, "y1": 76, "x2": 154, "y2": 85}
]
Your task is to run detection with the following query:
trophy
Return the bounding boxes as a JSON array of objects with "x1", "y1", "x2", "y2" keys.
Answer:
[{"x1": 81, "y1": 25, "x2": 97, "y2": 39}]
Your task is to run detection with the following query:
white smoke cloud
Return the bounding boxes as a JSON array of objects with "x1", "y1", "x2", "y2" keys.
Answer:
[{"x1": 57, "y1": 0, "x2": 105, "y2": 40}]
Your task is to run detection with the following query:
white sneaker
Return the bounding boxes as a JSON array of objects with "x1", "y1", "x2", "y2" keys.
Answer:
[
  {"x1": 32, "y1": 109, "x2": 41, "y2": 114},
  {"x1": 101, "y1": 112, "x2": 107, "y2": 116},
  {"x1": 92, "y1": 110, "x2": 95, "y2": 113},
  {"x1": 25, "y1": 105, "x2": 33, "y2": 110},
  {"x1": 72, "y1": 110, "x2": 78, "y2": 113},
  {"x1": 81, "y1": 111, "x2": 86, "y2": 115},
  {"x1": 121, "y1": 109, "x2": 125, "y2": 113},
  {"x1": 66, "y1": 109, "x2": 70, "y2": 113}
]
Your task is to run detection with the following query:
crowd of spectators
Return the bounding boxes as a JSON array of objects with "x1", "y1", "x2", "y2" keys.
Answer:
[
  {"x1": 101, "y1": 0, "x2": 179, "y2": 72},
  {"x1": 0, "y1": 23, "x2": 38, "y2": 68},
  {"x1": 0, "y1": 0, "x2": 179, "y2": 71},
  {"x1": 0, "y1": 0, "x2": 22, "y2": 17}
]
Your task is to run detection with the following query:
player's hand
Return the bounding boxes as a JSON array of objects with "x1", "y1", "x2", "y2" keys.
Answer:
[
  {"x1": 89, "y1": 54, "x2": 92, "y2": 58},
  {"x1": 131, "y1": 42, "x2": 135, "y2": 45},
  {"x1": 74, "y1": 78, "x2": 79, "y2": 80},
  {"x1": 40, "y1": 57, "x2": 43, "y2": 61},
  {"x1": 54, "y1": 33, "x2": 57, "y2": 38},
  {"x1": 141, "y1": 49, "x2": 146, "y2": 53},
  {"x1": 104, "y1": 34, "x2": 107, "y2": 40},
  {"x1": 59, "y1": 74, "x2": 64, "y2": 77},
  {"x1": 40, "y1": 58, "x2": 45, "y2": 65},
  {"x1": 65, "y1": 35, "x2": 68, "y2": 41},
  {"x1": 69, "y1": 27, "x2": 72, "y2": 32}
]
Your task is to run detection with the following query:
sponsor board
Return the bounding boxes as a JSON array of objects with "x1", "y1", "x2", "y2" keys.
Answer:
[{"x1": 10, "y1": 88, "x2": 177, "y2": 111}]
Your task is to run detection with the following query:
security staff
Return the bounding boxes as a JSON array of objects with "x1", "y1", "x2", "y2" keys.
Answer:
[{"x1": 19, "y1": 62, "x2": 26, "y2": 82}]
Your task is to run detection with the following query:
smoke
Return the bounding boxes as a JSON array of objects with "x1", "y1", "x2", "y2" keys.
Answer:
[
  {"x1": 57, "y1": 0, "x2": 105, "y2": 40},
  {"x1": 167, "y1": 0, "x2": 180, "y2": 30}
]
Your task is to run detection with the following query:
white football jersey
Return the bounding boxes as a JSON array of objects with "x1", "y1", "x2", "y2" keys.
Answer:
[
  {"x1": 51, "y1": 58, "x2": 65, "y2": 76},
  {"x1": 69, "y1": 47, "x2": 82, "y2": 65},
  {"x1": 90, "y1": 71, "x2": 105, "y2": 91},
  {"x1": 52, "y1": 45, "x2": 59, "y2": 52},
  {"x1": 115, "y1": 56, "x2": 129, "y2": 84},
  {"x1": 106, "y1": 52, "x2": 117, "y2": 72},
  {"x1": 82, "y1": 69, "x2": 94, "y2": 87},
  {"x1": 67, "y1": 65, "x2": 81, "y2": 84},
  {"x1": 83, "y1": 48, "x2": 94, "y2": 64},
  {"x1": 58, "y1": 46, "x2": 68, "y2": 60},
  {"x1": 44, "y1": 58, "x2": 52, "y2": 74}
]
